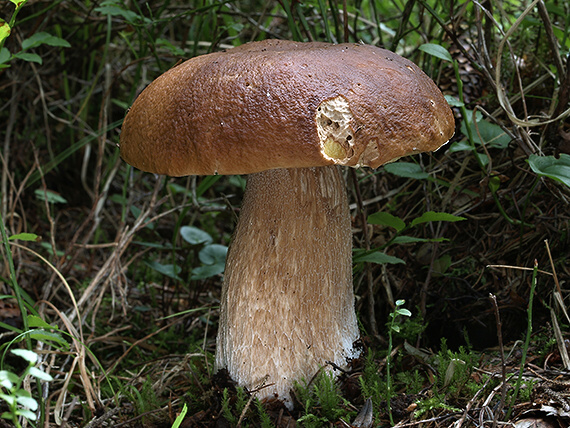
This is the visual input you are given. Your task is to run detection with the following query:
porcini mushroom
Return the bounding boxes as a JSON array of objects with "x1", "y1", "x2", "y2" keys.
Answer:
[{"x1": 120, "y1": 39, "x2": 454, "y2": 408}]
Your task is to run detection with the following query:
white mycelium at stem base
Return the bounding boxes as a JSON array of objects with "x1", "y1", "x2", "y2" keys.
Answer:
[{"x1": 215, "y1": 166, "x2": 360, "y2": 408}]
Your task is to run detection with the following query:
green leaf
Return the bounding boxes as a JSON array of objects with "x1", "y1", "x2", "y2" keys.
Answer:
[
  {"x1": 27, "y1": 315, "x2": 56, "y2": 329},
  {"x1": 144, "y1": 260, "x2": 182, "y2": 281},
  {"x1": 396, "y1": 308, "x2": 412, "y2": 317},
  {"x1": 0, "y1": 47, "x2": 11, "y2": 66},
  {"x1": 448, "y1": 140, "x2": 471, "y2": 153},
  {"x1": 8, "y1": 232, "x2": 39, "y2": 242},
  {"x1": 528, "y1": 153, "x2": 570, "y2": 188},
  {"x1": 34, "y1": 189, "x2": 67, "y2": 204},
  {"x1": 95, "y1": 2, "x2": 150, "y2": 24},
  {"x1": 28, "y1": 367, "x2": 53, "y2": 381},
  {"x1": 445, "y1": 95, "x2": 464, "y2": 107},
  {"x1": 156, "y1": 38, "x2": 185, "y2": 57},
  {"x1": 488, "y1": 176, "x2": 501, "y2": 194},
  {"x1": 460, "y1": 109, "x2": 511, "y2": 149},
  {"x1": 191, "y1": 244, "x2": 227, "y2": 279},
  {"x1": 21, "y1": 32, "x2": 70, "y2": 50},
  {"x1": 419, "y1": 43, "x2": 453, "y2": 62},
  {"x1": 196, "y1": 175, "x2": 223, "y2": 198},
  {"x1": 0, "y1": 20, "x2": 11, "y2": 44},
  {"x1": 198, "y1": 244, "x2": 228, "y2": 265},
  {"x1": 392, "y1": 236, "x2": 447, "y2": 244},
  {"x1": 10, "y1": 0, "x2": 29, "y2": 7},
  {"x1": 410, "y1": 211, "x2": 466, "y2": 227},
  {"x1": 191, "y1": 264, "x2": 225, "y2": 280},
  {"x1": 15, "y1": 392, "x2": 37, "y2": 411},
  {"x1": 171, "y1": 403, "x2": 188, "y2": 428},
  {"x1": 191, "y1": 244, "x2": 228, "y2": 280},
  {"x1": 180, "y1": 226, "x2": 213, "y2": 245},
  {"x1": 28, "y1": 330, "x2": 69, "y2": 349},
  {"x1": 11, "y1": 349, "x2": 37, "y2": 364},
  {"x1": 129, "y1": 205, "x2": 154, "y2": 229},
  {"x1": 353, "y1": 251, "x2": 405, "y2": 265},
  {"x1": 0, "y1": 393, "x2": 15, "y2": 406},
  {"x1": 15, "y1": 408, "x2": 36, "y2": 420},
  {"x1": 367, "y1": 212, "x2": 406, "y2": 232},
  {"x1": 384, "y1": 162, "x2": 429, "y2": 180},
  {"x1": 0, "y1": 370, "x2": 18, "y2": 389},
  {"x1": 433, "y1": 254, "x2": 452, "y2": 276},
  {"x1": 12, "y1": 52, "x2": 42, "y2": 64}
]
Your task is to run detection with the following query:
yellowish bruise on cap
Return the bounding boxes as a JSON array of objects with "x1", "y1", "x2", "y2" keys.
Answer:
[
  {"x1": 316, "y1": 95, "x2": 355, "y2": 164},
  {"x1": 323, "y1": 138, "x2": 347, "y2": 160}
]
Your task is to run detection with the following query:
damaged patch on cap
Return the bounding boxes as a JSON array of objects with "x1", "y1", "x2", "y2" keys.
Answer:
[{"x1": 316, "y1": 96, "x2": 355, "y2": 164}]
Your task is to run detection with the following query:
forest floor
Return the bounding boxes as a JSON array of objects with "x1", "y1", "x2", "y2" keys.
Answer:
[{"x1": 0, "y1": 1, "x2": 569, "y2": 427}]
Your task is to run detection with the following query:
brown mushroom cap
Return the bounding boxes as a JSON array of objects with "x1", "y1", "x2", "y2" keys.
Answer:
[{"x1": 120, "y1": 39, "x2": 454, "y2": 176}]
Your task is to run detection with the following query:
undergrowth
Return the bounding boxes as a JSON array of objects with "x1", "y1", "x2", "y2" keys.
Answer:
[{"x1": 0, "y1": 0, "x2": 569, "y2": 426}]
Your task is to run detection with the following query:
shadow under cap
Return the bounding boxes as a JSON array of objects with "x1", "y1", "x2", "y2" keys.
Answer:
[{"x1": 119, "y1": 39, "x2": 455, "y2": 177}]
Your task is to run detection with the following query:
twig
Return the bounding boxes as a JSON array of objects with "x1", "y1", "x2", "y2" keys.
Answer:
[
  {"x1": 489, "y1": 294, "x2": 507, "y2": 427},
  {"x1": 536, "y1": 0, "x2": 565, "y2": 78},
  {"x1": 507, "y1": 259, "x2": 539, "y2": 420},
  {"x1": 453, "y1": 374, "x2": 493, "y2": 428}
]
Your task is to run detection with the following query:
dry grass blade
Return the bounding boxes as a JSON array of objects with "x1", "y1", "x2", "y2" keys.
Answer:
[
  {"x1": 73, "y1": 175, "x2": 164, "y2": 323},
  {"x1": 493, "y1": 0, "x2": 570, "y2": 129},
  {"x1": 9, "y1": 242, "x2": 83, "y2": 337}
]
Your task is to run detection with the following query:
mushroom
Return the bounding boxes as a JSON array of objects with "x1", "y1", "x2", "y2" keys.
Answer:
[{"x1": 120, "y1": 39, "x2": 454, "y2": 408}]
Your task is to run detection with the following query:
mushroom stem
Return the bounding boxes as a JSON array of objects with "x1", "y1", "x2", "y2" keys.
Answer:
[{"x1": 215, "y1": 165, "x2": 360, "y2": 408}]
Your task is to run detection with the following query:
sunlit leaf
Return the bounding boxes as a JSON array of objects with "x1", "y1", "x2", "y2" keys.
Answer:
[
  {"x1": 0, "y1": 20, "x2": 11, "y2": 44},
  {"x1": 10, "y1": 0, "x2": 29, "y2": 8},
  {"x1": 8, "y1": 232, "x2": 39, "y2": 241},
  {"x1": 0, "y1": 370, "x2": 18, "y2": 389},
  {"x1": 15, "y1": 392, "x2": 37, "y2": 411},
  {"x1": 396, "y1": 308, "x2": 412, "y2": 317},
  {"x1": 11, "y1": 349, "x2": 37, "y2": 363},
  {"x1": 0, "y1": 393, "x2": 15, "y2": 406},
  {"x1": 15, "y1": 408, "x2": 36, "y2": 420},
  {"x1": 28, "y1": 367, "x2": 53, "y2": 381}
]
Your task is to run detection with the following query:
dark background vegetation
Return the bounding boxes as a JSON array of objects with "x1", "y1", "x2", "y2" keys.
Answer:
[{"x1": 0, "y1": 0, "x2": 569, "y2": 426}]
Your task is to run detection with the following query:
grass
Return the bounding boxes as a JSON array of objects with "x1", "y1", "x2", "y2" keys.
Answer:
[{"x1": 0, "y1": 0, "x2": 569, "y2": 426}]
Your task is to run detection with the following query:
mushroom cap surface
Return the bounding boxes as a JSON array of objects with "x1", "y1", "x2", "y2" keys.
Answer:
[{"x1": 120, "y1": 39, "x2": 454, "y2": 176}]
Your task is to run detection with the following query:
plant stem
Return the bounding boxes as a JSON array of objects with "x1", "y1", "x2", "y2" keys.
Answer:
[
  {"x1": 0, "y1": 213, "x2": 30, "y2": 343},
  {"x1": 507, "y1": 260, "x2": 538, "y2": 419}
]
